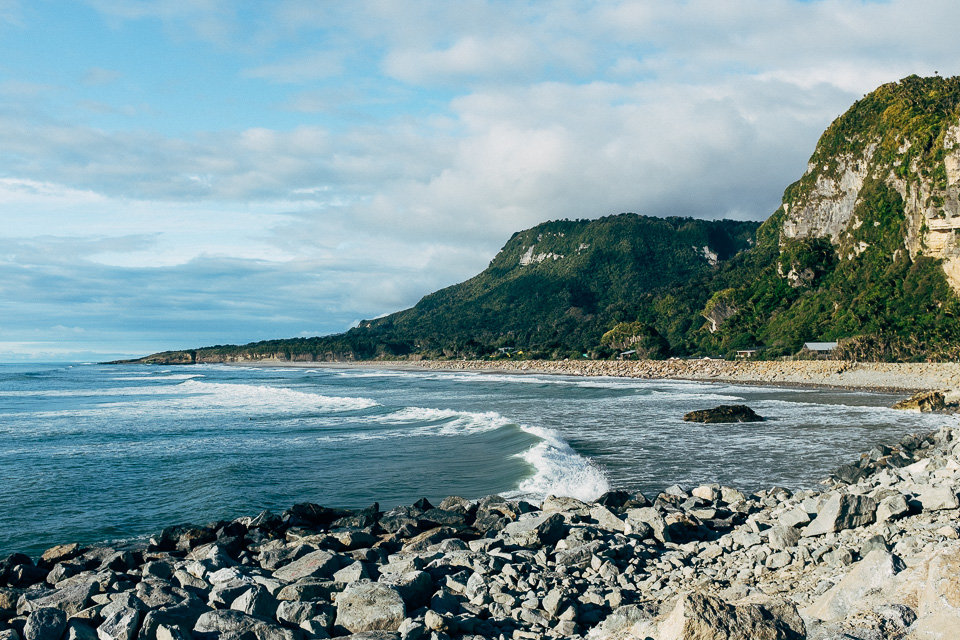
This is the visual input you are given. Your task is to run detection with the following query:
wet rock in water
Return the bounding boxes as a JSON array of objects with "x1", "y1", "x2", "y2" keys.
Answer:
[
  {"x1": 683, "y1": 404, "x2": 765, "y2": 423},
  {"x1": 892, "y1": 390, "x2": 946, "y2": 412}
]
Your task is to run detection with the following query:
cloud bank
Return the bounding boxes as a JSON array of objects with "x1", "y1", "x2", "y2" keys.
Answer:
[{"x1": 0, "y1": 0, "x2": 958, "y2": 359}]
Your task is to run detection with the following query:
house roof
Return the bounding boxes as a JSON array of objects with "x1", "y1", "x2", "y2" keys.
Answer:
[{"x1": 804, "y1": 341, "x2": 838, "y2": 351}]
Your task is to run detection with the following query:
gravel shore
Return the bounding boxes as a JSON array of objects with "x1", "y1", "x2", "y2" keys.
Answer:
[{"x1": 5, "y1": 423, "x2": 960, "y2": 640}]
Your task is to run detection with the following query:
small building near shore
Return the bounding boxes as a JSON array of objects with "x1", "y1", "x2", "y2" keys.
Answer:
[
  {"x1": 619, "y1": 350, "x2": 637, "y2": 360},
  {"x1": 735, "y1": 348, "x2": 763, "y2": 360},
  {"x1": 802, "y1": 341, "x2": 838, "y2": 359}
]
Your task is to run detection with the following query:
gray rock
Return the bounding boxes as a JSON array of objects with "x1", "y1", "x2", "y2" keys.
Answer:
[
  {"x1": 500, "y1": 513, "x2": 566, "y2": 548},
  {"x1": 654, "y1": 593, "x2": 804, "y2": 640},
  {"x1": 876, "y1": 494, "x2": 909, "y2": 522},
  {"x1": 335, "y1": 582, "x2": 406, "y2": 633},
  {"x1": 778, "y1": 507, "x2": 811, "y2": 529},
  {"x1": 65, "y1": 621, "x2": 97, "y2": 640},
  {"x1": 276, "y1": 600, "x2": 326, "y2": 627},
  {"x1": 624, "y1": 507, "x2": 669, "y2": 542},
  {"x1": 96, "y1": 607, "x2": 139, "y2": 640},
  {"x1": 20, "y1": 578, "x2": 99, "y2": 616},
  {"x1": 333, "y1": 561, "x2": 370, "y2": 584},
  {"x1": 273, "y1": 551, "x2": 341, "y2": 582},
  {"x1": 805, "y1": 549, "x2": 904, "y2": 622},
  {"x1": 0, "y1": 630, "x2": 20, "y2": 640},
  {"x1": 230, "y1": 585, "x2": 276, "y2": 621},
  {"x1": 914, "y1": 486, "x2": 959, "y2": 511},
  {"x1": 379, "y1": 571, "x2": 433, "y2": 609},
  {"x1": 589, "y1": 505, "x2": 626, "y2": 533},
  {"x1": 802, "y1": 493, "x2": 876, "y2": 537},
  {"x1": 193, "y1": 609, "x2": 296, "y2": 640},
  {"x1": 24, "y1": 607, "x2": 67, "y2": 640},
  {"x1": 139, "y1": 601, "x2": 210, "y2": 640},
  {"x1": 766, "y1": 525, "x2": 801, "y2": 551}
]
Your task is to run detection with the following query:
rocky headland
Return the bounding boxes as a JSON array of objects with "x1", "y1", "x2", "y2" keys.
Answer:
[{"x1": 4, "y1": 421, "x2": 960, "y2": 640}]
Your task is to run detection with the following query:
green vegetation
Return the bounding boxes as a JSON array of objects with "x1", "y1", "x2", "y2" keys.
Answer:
[{"x1": 132, "y1": 75, "x2": 960, "y2": 365}]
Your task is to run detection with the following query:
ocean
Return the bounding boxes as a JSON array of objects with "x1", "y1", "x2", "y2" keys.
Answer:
[{"x1": 0, "y1": 362, "x2": 949, "y2": 556}]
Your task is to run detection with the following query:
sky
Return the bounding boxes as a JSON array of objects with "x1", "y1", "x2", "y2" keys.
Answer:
[{"x1": 1, "y1": 0, "x2": 958, "y2": 361}]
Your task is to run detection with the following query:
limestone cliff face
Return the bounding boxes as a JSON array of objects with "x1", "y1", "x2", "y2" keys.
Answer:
[{"x1": 779, "y1": 76, "x2": 960, "y2": 290}]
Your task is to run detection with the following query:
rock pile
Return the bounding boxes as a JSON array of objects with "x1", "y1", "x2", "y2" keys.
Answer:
[{"x1": 2, "y1": 425, "x2": 960, "y2": 639}]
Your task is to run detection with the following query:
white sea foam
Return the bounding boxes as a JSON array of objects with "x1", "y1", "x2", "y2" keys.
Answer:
[
  {"x1": 507, "y1": 424, "x2": 610, "y2": 503},
  {"x1": 312, "y1": 406, "x2": 514, "y2": 442},
  {"x1": 173, "y1": 380, "x2": 379, "y2": 413}
]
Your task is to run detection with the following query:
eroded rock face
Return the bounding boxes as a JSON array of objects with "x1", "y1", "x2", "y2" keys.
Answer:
[
  {"x1": 683, "y1": 405, "x2": 765, "y2": 424},
  {"x1": 805, "y1": 550, "x2": 905, "y2": 622}
]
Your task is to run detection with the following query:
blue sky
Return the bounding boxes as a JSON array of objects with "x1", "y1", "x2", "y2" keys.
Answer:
[{"x1": 1, "y1": 0, "x2": 958, "y2": 361}]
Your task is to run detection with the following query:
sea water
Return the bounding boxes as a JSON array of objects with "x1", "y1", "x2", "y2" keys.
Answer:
[{"x1": 0, "y1": 362, "x2": 950, "y2": 555}]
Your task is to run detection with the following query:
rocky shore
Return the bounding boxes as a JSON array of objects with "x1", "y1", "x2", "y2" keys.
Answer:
[
  {"x1": 393, "y1": 359, "x2": 960, "y2": 399},
  {"x1": 4, "y1": 422, "x2": 960, "y2": 640}
]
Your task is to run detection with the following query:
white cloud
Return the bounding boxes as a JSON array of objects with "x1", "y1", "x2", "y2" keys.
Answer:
[{"x1": 243, "y1": 51, "x2": 344, "y2": 83}]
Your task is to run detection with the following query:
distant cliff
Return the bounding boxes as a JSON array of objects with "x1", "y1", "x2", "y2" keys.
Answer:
[{"x1": 128, "y1": 75, "x2": 960, "y2": 364}]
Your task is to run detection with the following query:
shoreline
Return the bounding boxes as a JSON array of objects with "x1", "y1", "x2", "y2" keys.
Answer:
[
  {"x1": 221, "y1": 358, "x2": 960, "y2": 399},
  {"x1": 5, "y1": 423, "x2": 960, "y2": 639}
]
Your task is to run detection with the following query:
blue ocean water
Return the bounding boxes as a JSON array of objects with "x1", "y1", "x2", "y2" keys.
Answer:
[{"x1": 0, "y1": 362, "x2": 950, "y2": 556}]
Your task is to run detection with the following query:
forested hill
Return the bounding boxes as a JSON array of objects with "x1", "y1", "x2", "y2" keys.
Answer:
[
  {"x1": 129, "y1": 75, "x2": 960, "y2": 364},
  {"x1": 131, "y1": 214, "x2": 759, "y2": 363}
]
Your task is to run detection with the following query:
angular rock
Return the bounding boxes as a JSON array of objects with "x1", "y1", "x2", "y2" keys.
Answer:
[
  {"x1": 65, "y1": 620, "x2": 97, "y2": 640},
  {"x1": 683, "y1": 405, "x2": 765, "y2": 423},
  {"x1": 914, "y1": 486, "x2": 959, "y2": 511},
  {"x1": 230, "y1": 585, "x2": 277, "y2": 621},
  {"x1": 273, "y1": 550, "x2": 340, "y2": 582},
  {"x1": 24, "y1": 607, "x2": 67, "y2": 640},
  {"x1": 654, "y1": 593, "x2": 804, "y2": 640},
  {"x1": 624, "y1": 507, "x2": 668, "y2": 542},
  {"x1": 335, "y1": 582, "x2": 406, "y2": 633},
  {"x1": 589, "y1": 505, "x2": 626, "y2": 533},
  {"x1": 500, "y1": 513, "x2": 566, "y2": 548},
  {"x1": 194, "y1": 609, "x2": 296, "y2": 640},
  {"x1": 805, "y1": 549, "x2": 904, "y2": 622},
  {"x1": 97, "y1": 607, "x2": 140, "y2": 640},
  {"x1": 876, "y1": 493, "x2": 910, "y2": 522},
  {"x1": 766, "y1": 525, "x2": 801, "y2": 551},
  {"x1": 39, "y1": 544, "x2": 81, "y2": 568},
  {"x1": 802, "y1": 493, "x2": 876, "y2": 537}
]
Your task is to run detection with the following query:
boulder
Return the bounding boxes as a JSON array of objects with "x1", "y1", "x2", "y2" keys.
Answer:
[
  {"x1": 683, "y1": 405, "x2": 765, "y2": 423},
  {"x1": 802, "y1": 493, "x2": 876, "y2": 537},
  {"x1": 39, "y1": 544, "x2": 81, "y2": 568},
  {"x1": 24, "y1": 607, "x2": 67, "y2": 640},
  {"x1": 273, "y1": 550, "x2": 341, "y2": 582},
  {"x1": 892, "y1": 391, "x2": 946, "y2": 412},
  {"x1": 914, "y1": 486, "x2": 959, "y2": 511},
  {"x1": 335, "y1": 582, "x2": 406, "y2": 633},
  {"x1": 877, "y1": 494, "x2": 910, "y2": 522},
  {"x1": 500, "y1": 513, "x2": 566, "y2": 548},
  {"x1": 96, "y1": 607, "x2": 140, "y2": 640},
  {"x1": 624, "y1": 507, "x2": 668, "y2": 542},
  {"x1": 805, "y1": 549, "x2": 904, "y2": 622},
  {"x1": 193, "y1": 609, "x2": 296, "y2": 640},
  {"x1": 654, "y1": 593, "x2": 804, "y2": 640}
]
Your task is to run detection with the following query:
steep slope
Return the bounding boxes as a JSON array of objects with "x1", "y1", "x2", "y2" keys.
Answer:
[{"x1": 699, "y1": 75, "x2": 960, "y2": 359}]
